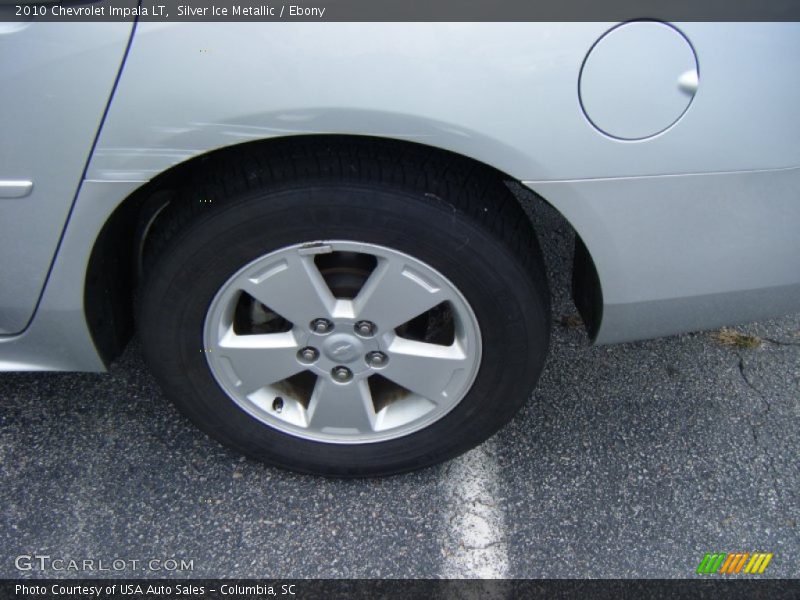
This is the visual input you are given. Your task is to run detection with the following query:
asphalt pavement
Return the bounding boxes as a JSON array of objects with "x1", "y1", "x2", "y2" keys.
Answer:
[{"x1": 1, "y1": 194, "x2": 798, "y2": 579}]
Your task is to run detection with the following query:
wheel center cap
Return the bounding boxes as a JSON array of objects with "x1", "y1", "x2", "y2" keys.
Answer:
[{"x1": 322, "y1": 333, "x2": 364, "y2": 363}]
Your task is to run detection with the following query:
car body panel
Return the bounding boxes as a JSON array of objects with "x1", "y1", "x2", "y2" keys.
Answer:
[
  {"x1": 0, "y1": 180, "x2": 138, "y2": 371},
  {"x1": 87, "y1": 22, "x2": 800, "y2": 184},
  {"x1": 528, "y1": 166, "x2": 800, "y2": 343},
  {"x1": 0, "y1": 22, "x2": 134, "y2": 334}
]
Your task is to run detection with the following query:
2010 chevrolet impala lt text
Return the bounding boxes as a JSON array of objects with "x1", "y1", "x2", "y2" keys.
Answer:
[{"x1": 1, "y1": 21, "x2": 798, "y2": 476}]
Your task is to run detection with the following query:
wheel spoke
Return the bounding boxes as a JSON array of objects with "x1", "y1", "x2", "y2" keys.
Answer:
[
  {"x1": 240, "y1": 253, "x2": 336, "y2": 325},
  {"x1": 382, "y1": 336, "x2": 469, "y2": 402},
  {"x1": 215, "y1": 331, "x2": 303, "y2": 394},
  {"x1": 354, "y1": 258, "x2": 445, "y2": 332},
  {"x1": 306, "y1": 378, "x2": 376, "y2": 433}
]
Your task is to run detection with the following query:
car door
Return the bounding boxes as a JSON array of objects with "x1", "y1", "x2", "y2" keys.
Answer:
[{"x1": 0, "y1": 14, "x2": 133, "y2": 334}]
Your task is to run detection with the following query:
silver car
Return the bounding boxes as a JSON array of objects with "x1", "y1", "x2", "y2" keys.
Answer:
[{"x1": 2, "y1": 21, "x2": 798, "y2": 476}]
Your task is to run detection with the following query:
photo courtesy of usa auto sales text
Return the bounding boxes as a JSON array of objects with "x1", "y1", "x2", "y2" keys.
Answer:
[
  {"x1": 15, "y1": 584, "x2": 298, "y2": 596},
  {"x1": 15, "y1": 584, "x2": 203, "y2": 596}
]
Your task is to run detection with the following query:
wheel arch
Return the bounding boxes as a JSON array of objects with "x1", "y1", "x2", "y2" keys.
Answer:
[{"x1": 85, "y1": 134, "x2": 602, "y2": 365}]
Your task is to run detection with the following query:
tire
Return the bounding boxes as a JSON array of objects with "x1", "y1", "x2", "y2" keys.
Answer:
[{"x1": 137, "y1": 140, "x2": 550, "y2": 477}]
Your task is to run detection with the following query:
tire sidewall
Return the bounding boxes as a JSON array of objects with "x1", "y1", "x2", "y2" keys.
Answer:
[{"x1": 139, "y1": 184, "x2": 549, "y2": 476}]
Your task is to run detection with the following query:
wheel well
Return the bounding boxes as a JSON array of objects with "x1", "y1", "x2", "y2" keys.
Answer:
[{"x1": 84, "y1": 134, "x2": 602, "y2": 364}]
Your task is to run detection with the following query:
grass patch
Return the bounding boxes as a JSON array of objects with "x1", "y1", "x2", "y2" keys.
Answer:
[
  {"x1": 711, "y1": 328, "x2": 762, "y2": 349},
  {"x1": 559, "y1": 314, "x2": 583, "y2": 329}
]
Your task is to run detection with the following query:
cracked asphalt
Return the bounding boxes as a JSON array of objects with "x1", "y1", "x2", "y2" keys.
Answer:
[{"x1": 1, "y1": 195, "x2": 798, "y2": 579}]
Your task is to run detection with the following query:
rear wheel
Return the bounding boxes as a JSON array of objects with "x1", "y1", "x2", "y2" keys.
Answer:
[{"x1": 137, "y1": 142, "x2": 550, "y2": 476}]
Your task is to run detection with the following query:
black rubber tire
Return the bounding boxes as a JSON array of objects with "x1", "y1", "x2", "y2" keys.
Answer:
[{"x1": 137, "y1": 139, "x2": 550, "y2": 477}]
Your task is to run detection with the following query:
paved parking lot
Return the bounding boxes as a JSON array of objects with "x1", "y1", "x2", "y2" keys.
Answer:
[{"x1": 1, "y1": 196, "x2": 798, "y2": 578}]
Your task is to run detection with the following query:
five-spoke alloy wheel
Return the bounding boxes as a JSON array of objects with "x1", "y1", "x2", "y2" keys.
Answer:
[
  {"x1": 203, "y1": 241, "x2": 482, "y2": 443},
  {"x1": 137, "y1": 141, "x2": 550, "y2": 476}
]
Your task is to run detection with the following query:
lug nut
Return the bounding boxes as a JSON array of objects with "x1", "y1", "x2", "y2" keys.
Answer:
[
  {"x1": 311, "y1": 318, "x2": 333, "y2": 334},
  {"x1": 297, "y1": 346, "x2": 319, "y2": 364},
  {"x1": 331, "y1": 366, "x2": 353, "y2": 383},
  {"x1": 366, "y1": 351, "x2": 388, "y2": 368},
  {"x1": 355, "y1": 320, "x2": 376, "y2": 337}
]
